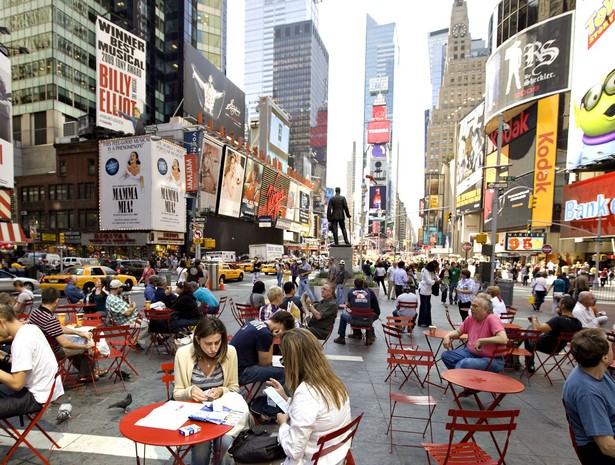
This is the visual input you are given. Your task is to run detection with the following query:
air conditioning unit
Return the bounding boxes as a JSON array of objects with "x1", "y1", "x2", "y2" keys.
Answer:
[{"x1": 63, "y1": 121, "x2": 78, "y2": 138}]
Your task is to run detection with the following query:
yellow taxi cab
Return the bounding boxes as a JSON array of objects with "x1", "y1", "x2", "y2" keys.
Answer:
[
  {"x1": 261, "y1": 263, "x2": 277, "y2": 275},
  {"x1": 218, "y1": 263, "x2": 244, "y2": 283},
  {"x1": 235, "y1": 261, "x2": 254, "y2": 272},
  {"x1": 40, "y1": 265, "x2": 138, "y2": 294}
]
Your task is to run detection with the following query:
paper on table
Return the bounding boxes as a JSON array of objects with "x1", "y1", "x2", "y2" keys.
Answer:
[
  {"x1": 272, "y1": 355, "x2": 283, "y2": 368},
  {"x1": 263, "y1": 386, "x2": 289, "y2": 413},
  {"x1": 135, "y1": 401, "x2": 204, "y2": 430}
]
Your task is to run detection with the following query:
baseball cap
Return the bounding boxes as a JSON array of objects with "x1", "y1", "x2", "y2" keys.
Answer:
[
  {"x1": 109, "y1": 279, "x2": 124, "y2": 289},
  {"x1": 339, "y1": 260, "x2": 345, "y2": 265}
]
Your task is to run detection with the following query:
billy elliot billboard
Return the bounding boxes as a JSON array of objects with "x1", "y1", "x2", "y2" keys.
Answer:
[
  {"x1": 456, "y1": 101, "x2": 485, "y2": 214},
  {"x1": 96, "y1": 16, "x2": 146, "y2": 134},
  {"x1": 257, "y1": 166, "x2": 290, "y2": 221},
  {"x1": 183, "y1": 44, "x2": 245, "y2": 135},
  {"x1": 567, "y1": 1, "x2": 615, "y2": 169},
  {"x1": 484, "y1": 11, "x2": 572, "y2": 123},
  {"x1": 483, "y1": 95, "x2": 559, "y2": 230},
  {"x1": 99, "y1": 136, "x2": 186, "y2": 232}
]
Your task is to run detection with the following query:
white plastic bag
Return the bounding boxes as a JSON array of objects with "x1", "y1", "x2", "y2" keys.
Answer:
[{"x1": 96, "y1": 332, "x2": 110, "y2": 356}]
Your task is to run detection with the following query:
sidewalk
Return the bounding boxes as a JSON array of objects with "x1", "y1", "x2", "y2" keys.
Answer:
[{"x1": 0, "y1": 279, "x2": 582, "y2": 464}]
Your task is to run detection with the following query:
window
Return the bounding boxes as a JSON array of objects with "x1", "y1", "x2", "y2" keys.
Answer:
[
  {"x1": 34, "y1": 111, "x2": 46, "y2": 145},
  {"x1": 88, "y1": 159, "x2": 96, "y2": 176},
  {"x1": 78, "y1": 209, "x2": 98, "y2": 228},
  {"x1": 49, "y1": 210, "x2": 73, "y2": 229},
  {"x1": 49, "y1": 184, "x2": 72, "y2": 201},
  {"x1": 77, "y1": 182, "x2": 95, "y2": 200},
  {"x1": 23, "y1": 186, "x2": 44, "y2": 202},
  {"x1": 60, "y1": 160, "x2": 67, "y2": 176}
]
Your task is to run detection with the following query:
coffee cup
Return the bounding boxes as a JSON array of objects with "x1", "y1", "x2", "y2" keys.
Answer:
[
  {"x1": 76, "y1": 314, "x2": 83, "y2": 327},
  {"x1": 57, "y1": 313, "x2": 66, "y2": 326},
  {"x1": 145, "y1": 300, "x2": 151, "y2": 310},
  {"x1": 429, "y1": 325, "x2": 437, "y2": 335}
]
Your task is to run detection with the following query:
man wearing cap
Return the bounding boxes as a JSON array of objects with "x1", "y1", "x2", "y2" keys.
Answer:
[
  {"x1": 297, "y1": 256, "x2": 315, "y2": 302},
  {"x1": 335, "y1": 260, "x2": 352, "y2": 306},
  {"x1": 106, "y1": 279, "x2": 148, "y2": 349}
]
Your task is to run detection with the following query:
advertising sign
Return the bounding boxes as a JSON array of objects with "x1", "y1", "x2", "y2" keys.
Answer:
[
  {"x1": 456, "y1": 101, "x2": 485, "y2": 213},
  {"x1": 183, "y1": 130, "x2": 201, "y2": 192},
  {"x1": 268, "y1": 109, "x2": 290, "y2": 162},
  {"x1": 99, "y1": 136, "x2": 186, "y2": 232},
  {"x1": 184, "y1": 44, "x2": 245, "y2": 134},
  {"x1": 199, "y1": 137, "x2": 223, "y2": 212},
  {"x1": 367, "y1": 120, "x2": 391, "y2": 144},
  {"x1": 567, "y1": 2, "x2": 615, "y2": 168},
  {"x1": 240, "y1": 158, "x2": 263, "y2": 219},
  {"x1": 484, "y1": 12, "x2": 573, "y2": 122},
  {"x1": 0, "y1": 52, "x2": 13, "y2": 189},
  {"x1": 298, "y1": 189, "x2": 311, "y2": 225},
  {"x1": 258, "y1": 166, "x2": 290, "y2": 221},
  {"x1": 96, "y1": 16, "x2": 146, "y2": 134},
  {"x1": 285, "y1": 182, "x2": 299, "y2": 222},
  {"x1": 369, "y1": 186, "x2": 386, "y2": 211},
  {"x1": 562, "y1": 171, "x2": 615, "y2": 239},
  {"x1": 217, "y1": 147, "x2": 246, "y2": 218},
  {"x1": 504, "y1": 232, "x2": 546, "y2": 251}
]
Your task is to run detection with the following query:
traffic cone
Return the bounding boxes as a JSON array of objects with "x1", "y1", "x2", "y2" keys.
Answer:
[
  {"x1": 206, "y1": 279, "x2": 211, "y2": 290},
  {"x1": 219, "y1": 278, "x2": 225, "y2": 290}
]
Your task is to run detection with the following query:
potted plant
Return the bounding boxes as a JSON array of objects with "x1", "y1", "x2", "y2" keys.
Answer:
[
  {"x1": 309, "y1": 276, "x2": 325, "y2": 301},
  {"x1": 352, "y1": 272, "x2": 380, "y2": 297}
]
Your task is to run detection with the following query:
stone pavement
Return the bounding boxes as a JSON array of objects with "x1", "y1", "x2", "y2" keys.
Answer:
[{"x1": 1, "y1": 276, "x2": 606, "y2": 465}]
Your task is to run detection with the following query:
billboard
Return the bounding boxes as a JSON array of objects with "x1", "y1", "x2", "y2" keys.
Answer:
[
  {"x1": 0, "y1": 52, "x2": 13, "y2": 189},
  {"x1": 562, "y1": 171, "x2": 615, "y2": 239},
  {"x1": 183, "y1": 130, "x2": 202, "y2": 193},
  {"x1": 298, "y1": 189, "x2": 311, "y2": 225},
  {"x1": 369, "y1": 186, "x2": 386, "y2": 211},
  {"x1": 184, "y1": 44, "x2": 245, "y2": 134},
  {"x1": 99, "y1": 136, "x2": 186, "y2": 232},
  {"x1": 240, "y1": 158, "x2": 263, "y2": 219},
  {"x1": 96, "y1": 17, "x2": 147, "y2": 134},
  {"x1": 285, "y1": 182, "x2": 299, "y2": 222},
  {"x1": 217, "y1": 147, "x2": 246, "y2": 218},
  {"x1": 199, "y1": 137, "x2": 223, "y2": 212},
  {"x1": 257, "y1": 166, "x2": 290, "y2": 220},
  {"x1": 269, "y1": 109, "x2": 290, "y2": 162},
  {"x1": 367, "y1": 120, "x2": 390, "y2": 144},
  {"x1": 567, "y1": 2, "x2": 615, "y2": 168},
  {"x1": 484, "y1": 12, "x2": 573, "y2": 122},
  {"x1": 455, "y1": 101, "x2": 485, "y2": 214}
]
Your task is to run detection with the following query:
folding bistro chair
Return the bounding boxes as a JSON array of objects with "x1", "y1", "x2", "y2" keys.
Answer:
[
  {"x1": 444, "y1": 304, "x2": 461, "y2": 330},
  {"x1": 0, "y1": 372, "x2": 61, "y2": 465},
  {"x1": 348, "y1": 307, "x2": 375, "y2": 345},
  {"x1": 86, "y1": 325, "x2": 133, "y2": 395},
  {"x1": 45, "y1": 335, "x2": 81, "y2": 392},
  {"x1": 144, "y1": 308, "x2": 175, "y2": 357},
  {"x1": 311, "y1": 413, "x2": 363, "y2": 465},
  {"x1": 161, "y1": 361, "x2": 175, "y2": 400},
  {"x1": 422, "y1": 408, "x2": 520, "y2": 465},
  {"x1": 82, "y1": 313, "x2": 103, "y2": 327},
  {"x1": 106, "y1": 316, "x2": 143, "y2": 376},
  {"x1": 531, "y1": 330, "x2": 577, "y2": 385},
  {"x1": 216, "y1": 295, "x2": 229, "y2": 318},
  {"x1": 499, "y1": 306, "x2": 517, "y2": 323},
  {"x1": 387, "y1": 349, "x2": 438, "y2": 451},
  {"x1": 234, "y1": 303, "x2": 259, "y2": 327}
]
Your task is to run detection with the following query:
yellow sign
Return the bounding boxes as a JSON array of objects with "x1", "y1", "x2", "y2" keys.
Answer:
[
  {"x1": 41, "y1": 233, "x2": 57, "y2": 242},
  {"x1": 59, "y1": 233, "x2": 65, "y2": 245},
  {"x1": 193, "y1": 238, "x2": 203, "y2": 244},
  {"x1": 429, "y1": 195, "x2": 438, "y2": 209},
  {"x1": 532, "y1": 94, "x2": 558, "y2": 227},
  {"x1": 204, "y1": 238, "x2": 216, "y2": 249}
]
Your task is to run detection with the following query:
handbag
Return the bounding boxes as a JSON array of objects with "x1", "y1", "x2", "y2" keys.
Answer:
[
  {"x1": 228, "y1": 429, "x2": 286, "y2": 463},
  {"x1": 528, "y1": 294, "x2": 536, "y2": 305},
  {"x1": 431, "y1": 282, "x2": 440, "y2": 297}
]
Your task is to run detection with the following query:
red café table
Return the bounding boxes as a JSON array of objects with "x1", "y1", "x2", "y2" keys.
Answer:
[
  {"x1": 119, "y1": 401, "x2": 232, "y2": 465},
  {"x1": 423, "y1": 329, "x2": 468, "y2": 383}
]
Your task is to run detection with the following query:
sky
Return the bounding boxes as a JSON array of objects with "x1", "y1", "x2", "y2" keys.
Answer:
[{"x1": 226, "y1": 0, "x2": 497, "y2": 234}]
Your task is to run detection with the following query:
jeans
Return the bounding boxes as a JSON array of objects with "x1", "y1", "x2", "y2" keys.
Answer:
[
  {"x1": 239, "y1": 364, "x2": 285, "y2": 385},
  {"x1": 337, "y1": 311, "x2": 374, "y2": 337},
  {"x1": 298, "y1": 279, "x2": 315, "y2": 302},
  {"x1": 441, "y1": 347, "x2": 505, "y2": 373},
  {"x1": 276, "y1": 273, "x2": 283, "y2": 287},
  {"x1": 417, "y1": 294, "x2": 432, "y2": 327},
  {"x1": 335, "y1": 284, "x2": 346, "y2": 305},
  {"x1": 440, "y1": 285, "x2": 448, "y2": 303},
  {"x1": 448, "y1": 283, "x2": 458, "y2": 304},
  {"x1": 252, "y1": 271, "x2": 260, "y2": 284},
  {"x1": 191, "y1": 434, "x2": 234, "y2": 465},
  {"x1": 0, "y1": 385, "x2": 42, "y2": 420}
]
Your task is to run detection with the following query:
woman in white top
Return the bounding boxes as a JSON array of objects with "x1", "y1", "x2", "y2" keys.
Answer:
[
  {"x1": 417, "y1": 261, "x2": 439, "y2": 327},
  {"x1": 486, "y1": 286, "x2": 509, "y2": 322},
  {"x1": 268, "y1": 329, "x2": 351, "y2": 465},
  {"x1": 531, "y1": 271, "x2": 549, "y2": 312}
]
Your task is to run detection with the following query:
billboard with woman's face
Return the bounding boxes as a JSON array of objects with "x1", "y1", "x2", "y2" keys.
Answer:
[
  {"x1": 199, "y1": 137, "x2": 223, "y2": 212},
  {"x1": 217, "y1": 147, "x2": 246, "y2": 218}
]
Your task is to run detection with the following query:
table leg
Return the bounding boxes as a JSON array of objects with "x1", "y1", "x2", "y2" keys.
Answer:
[
  {"x1": 166, "y1": 445, "x2": 191, "y2": 465},
  {"x1": 424, "y1": 336, "x2": 444, "y2": 383},
  {"x1": 459, "y1": 393, "x2": 508, "y2": 464}
]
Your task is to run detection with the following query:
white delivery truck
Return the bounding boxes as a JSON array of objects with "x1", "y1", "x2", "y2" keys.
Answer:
[
  {"x1": 204, "y1": 251, "x2": 237, "y2": 262},
  {"x1": 248, "y1": 244, "x2": 284, "y2": 262}
]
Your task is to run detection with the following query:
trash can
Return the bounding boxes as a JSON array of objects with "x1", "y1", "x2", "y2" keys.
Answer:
[
  {"x1": 498, "y1": 279, "x2": 514, "y2": 307},
  {"x1": 206, "y1": 262, "x2": 219, "y2": 291},
  {"x1": 158, "y1": 269, "x2": 174, "y2": 287}
]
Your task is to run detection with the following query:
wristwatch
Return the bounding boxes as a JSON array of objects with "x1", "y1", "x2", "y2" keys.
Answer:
[{"x1": 3, "y1": 353, "x2": 10, "y2": 363}]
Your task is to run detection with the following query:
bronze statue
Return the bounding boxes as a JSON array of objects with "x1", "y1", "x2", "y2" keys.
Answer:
[{"x1": 327, "y1": 187, "x2": 351, "y2": 245}]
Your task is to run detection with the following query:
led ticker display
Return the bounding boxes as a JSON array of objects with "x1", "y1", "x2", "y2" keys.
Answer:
[{"x1": 505, "y1": 232, "x2": 546, "y2": 251}]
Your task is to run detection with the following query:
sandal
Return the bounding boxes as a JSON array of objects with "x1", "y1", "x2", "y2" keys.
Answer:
[
  {"x1": 95, "y1": 368, "x2": 109, "y2": 377},
  {"x1": 77, "y1": 374, "x2": 99, "y2": 383}
]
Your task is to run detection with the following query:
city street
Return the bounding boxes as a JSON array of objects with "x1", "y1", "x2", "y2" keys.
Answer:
[{"x1": 0, "y1": 272, "x2": 608, "y2": 465}]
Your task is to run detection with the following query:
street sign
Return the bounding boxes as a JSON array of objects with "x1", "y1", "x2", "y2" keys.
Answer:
[
  {"x1": 462, "y1": 242, "x2": 473, "y2": 252},
  {"x1": 193, "y1": 228, "x2": 203, "y2": 239},
  {"x1": 542, "y1": 244, "x2": 553, "y2": 254},
  {"x1": 501, "y1": 176, "x2": 516, "y2": 181},
  {"x1": 193, "y1": 217, "x2": 207, "y2": 224},
  {"x1": 487, "y1": 182, "x2": 508, "y2": 189}
]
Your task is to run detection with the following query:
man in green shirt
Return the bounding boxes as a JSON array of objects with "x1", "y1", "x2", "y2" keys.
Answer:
[{"x1": 448, "y1": 262, "x2": 461, "y2": 305}]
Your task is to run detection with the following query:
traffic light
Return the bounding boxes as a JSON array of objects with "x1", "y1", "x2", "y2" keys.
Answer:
[
  {"x1": 59, "y1": 233, "x2": 65, "y2": 245},
  {"x1": 527, "y1": 221, "x2": 532, "y2": 233},
  {"x1": 528, "y1": 195, "x2": 538, "y2": 209},
  {"x1": 446, "y1": 212, "x2": 452, "y2": 222}
]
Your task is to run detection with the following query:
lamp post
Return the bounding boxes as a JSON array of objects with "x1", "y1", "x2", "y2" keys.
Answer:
[
  {"x1": 360, "y1": 182, "x2": 367, "y2": 269},
  {"x1": 489, "y1": 113, "x2": 504, "y2": 286}
]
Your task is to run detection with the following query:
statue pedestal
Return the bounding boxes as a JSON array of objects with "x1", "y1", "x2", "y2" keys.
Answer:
[{"x1": 328, "y1": 245, "x2": 354, "y2": 270}]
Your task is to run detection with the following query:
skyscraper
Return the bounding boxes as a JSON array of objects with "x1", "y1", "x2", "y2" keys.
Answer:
[{"x1": 427, "y1": 28, "x2": 449, "y2": 111}]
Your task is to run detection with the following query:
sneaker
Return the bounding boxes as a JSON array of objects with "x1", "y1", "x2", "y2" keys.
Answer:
[
  {"x1": 333, "y1": 336, "x2": 346, "y2": 345},
  {"x1": 366, "y1": 336, "x2": 375, "y2": 346},
  {"x1": 348, "y1": 333, "x2": 363, "y2": 339},
  {"x1": 527, "y1": 363, "x2": 536, "y2": 374},
  {"x1": 459, "y1": 388, "x2": 478, "y2": 397}
]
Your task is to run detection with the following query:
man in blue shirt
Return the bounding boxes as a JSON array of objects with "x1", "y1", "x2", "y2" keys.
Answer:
[
  {"x1": 563, "y1": 328, "x2": 615, "y2": 464},
  {"x1": 64, "y1": 276, "x2": 85, "y2": 304},
  {"x1": 143, "y1": 275, "x2": 156, "y2": 302}
]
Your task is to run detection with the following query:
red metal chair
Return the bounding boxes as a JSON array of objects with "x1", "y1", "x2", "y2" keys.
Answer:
[
  {"x1": 233, "y1": 303, "x2": 259, "y2": 327},
  {"x1": 160, "y1": 361, "x2": 175, "y2": 400},
  {"x1": 444, "y1": 304, "x2": 461, "y2": 330},
  {"x1": 82, "y1": 313, "x2": 103, "y2": 327},
  {"x1": 530, "y1": 330, "x2": 577, "y2": 385},
  {"x1": 86, "y1": 325, "x2": 133, "y2": 395},
  {"x1": 347, "y1": 307, "x2": 375, "y2": 345},
  {"x1": 387, "y1": 349, "x2": 437, "y2": 451},
  {"x1": 45, "y1": 335, "x2": 81, "y2": 392},
  {"x1": 422, "y1": 408, "x2": 520, "y2": 465},
  {"x1": 393, "y1": 301, "x2": 417, "y2": 329},
  {"x1": 106, "y1": 316, "x2": 143, "y2": 376},
  {"x1": 216, "y1": 295, "x2": 229, "y2": 318},
  {"x1": 144, "y1": 308, "x2": 175, "y2": 357},
  {"x1": 311, "y1": 413, "x2": 363, "y2": 465},
  {"x1": 0, "y1": 372, "x2": 61, "y2": 465}
]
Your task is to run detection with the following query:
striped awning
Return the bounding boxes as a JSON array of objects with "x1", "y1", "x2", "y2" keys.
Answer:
[{"x1": 0, "y1": 222, "x2": 28, "y2": 244}]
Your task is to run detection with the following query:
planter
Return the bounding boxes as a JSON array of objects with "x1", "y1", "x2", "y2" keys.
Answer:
[
  {"x1": 369, "y1": 287, "x2": 380, "y2": 298},
  {"x1": 311, "y1": 286, "x2": 323, "y2": 301}
]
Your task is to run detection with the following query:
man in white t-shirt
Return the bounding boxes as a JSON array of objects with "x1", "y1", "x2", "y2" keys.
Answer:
[
  {"x1": 0, "y1": 304, "x2": 63, "y2": 419},
  {"x1": 12, "y1": 280, "x2": 34, "y2": 314}
]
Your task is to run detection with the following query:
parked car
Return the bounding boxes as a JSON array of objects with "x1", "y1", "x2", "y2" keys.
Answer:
[
  {"x1": 62, "y1": 257, "x2": 85, "y2": 267},
  {"x1": 18, "y1": 252, "x2": 61, "y2": 269},
  {"x1": 115, "y1": 259, "x2": 148, "y2": 278},
  {"x1": 218, "y1": 263, "x2": 243, "y2": 283},
  {"x1": 40, "y1": 265, "x2": 137, "y2": 294},
  {"x1": 0, "y1": 270, "x2": 41, "y2": 292}
]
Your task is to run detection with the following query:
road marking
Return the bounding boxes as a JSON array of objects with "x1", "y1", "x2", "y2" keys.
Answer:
[{"x1": 326, "y1": 354, "x2": 364, "y2": 362}]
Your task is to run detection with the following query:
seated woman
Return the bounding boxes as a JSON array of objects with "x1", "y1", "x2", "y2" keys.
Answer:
[
  {"x1": 170, "y1": 281, "x2": 201, "y2": 332},
  {"x1": 486, "y1": 285, "x2": 508, "y2": 322},
  {"x1": 246, "y1": 280, "x2": 266, "y2": 308},
  {"x1": 267, "y1": 329, "x2": 352, "y2": 464},
  {"x1": 194, "y1": 284, "x2": 219, "y2": 315},
  {"x1": 258, "y1": 285, "x2": 284, "y2": 321},
  {"x1": 174, "y1": 317, "x2": 250, "y2": 465},
  {"x1": 85, "y1": 277, "x2": 109, "y2": 317}
]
